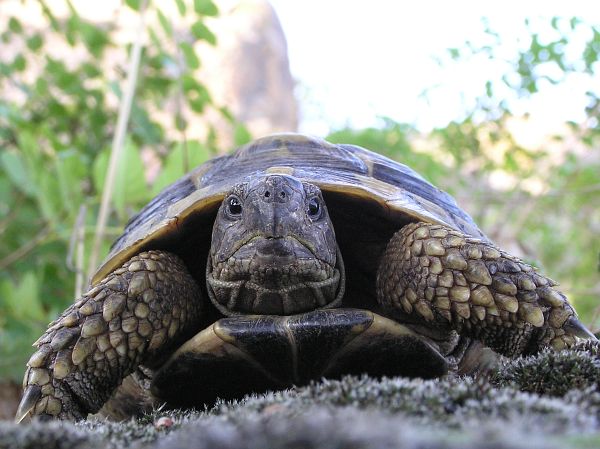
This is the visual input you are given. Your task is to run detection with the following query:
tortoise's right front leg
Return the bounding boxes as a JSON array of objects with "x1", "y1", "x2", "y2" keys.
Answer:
[
  {"x1": 16, "y1": 250, "x2": 203, "y2": 421},
  {"x1": 376, "y1": 222, "x2": 595, "y2": 356}
]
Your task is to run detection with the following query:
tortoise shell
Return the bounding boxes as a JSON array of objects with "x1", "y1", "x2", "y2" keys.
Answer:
[{"x1": 93, "y1": 134, "x2": 487, "y2": 303}]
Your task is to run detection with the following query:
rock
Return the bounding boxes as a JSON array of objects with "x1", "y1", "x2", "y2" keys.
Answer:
[{"x1": 197, "y1": 0, "x2": 298, "y2": 145}]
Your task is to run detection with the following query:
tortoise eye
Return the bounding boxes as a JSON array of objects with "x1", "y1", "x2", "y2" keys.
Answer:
[
  {"x1": 227, "y1": 196, "x2": 242, "y2": 216},
  {"x1": 308, "y1": 197, "x2": 320, "y2": 218}
]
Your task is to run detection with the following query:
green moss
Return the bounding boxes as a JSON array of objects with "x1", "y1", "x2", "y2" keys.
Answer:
[
  {"x1": 3, "y1": 345, "x2": 600, "y2": 449},
  {"x1": 0, "y1": 420, "x2": 100, "y2": 449},
  {"x1": 493, "y1": 341, "x2": 600, "y2": 396}
]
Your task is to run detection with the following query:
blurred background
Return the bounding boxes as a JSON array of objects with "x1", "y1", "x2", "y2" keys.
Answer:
[{"x1": 0, "y1": 0, "x2": 599, "y2": 417}]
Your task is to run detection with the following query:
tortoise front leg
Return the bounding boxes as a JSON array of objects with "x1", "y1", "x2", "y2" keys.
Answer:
[
  {"x1": 16, "y1": 250, "x2": 203, "y2": 421},
  {"x1": 376, "y1": 222, "x2": 595, "y2": 356}
]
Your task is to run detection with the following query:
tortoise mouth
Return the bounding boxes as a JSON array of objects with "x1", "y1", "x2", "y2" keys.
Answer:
[
  {"x1": 151, "y1": 308, "x2": 448, "y2": 409},
  {"x1": 206, "y1": 237, "x2": 345, "y2": 316}
]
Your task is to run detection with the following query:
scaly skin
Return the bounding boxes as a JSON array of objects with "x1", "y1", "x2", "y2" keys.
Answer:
[
  {"x1": 17, "y1": 250, "x2": 202, "y2": 421},
  {"x1": 377, "y1": 222, "x2": 592, "y2": 356}
]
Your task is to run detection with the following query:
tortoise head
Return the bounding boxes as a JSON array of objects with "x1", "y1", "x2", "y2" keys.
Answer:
[{"x1": 206, "y1": 174, "x2": 345, "y2": 315}]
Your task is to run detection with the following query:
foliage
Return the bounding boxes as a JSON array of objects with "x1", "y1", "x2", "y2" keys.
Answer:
[
  {"x1": 0, "y1": 0, "x2": 249, "y2": 380},
  {"x1": 328, "y1": 17, "x2": 600, "y2": 326}
]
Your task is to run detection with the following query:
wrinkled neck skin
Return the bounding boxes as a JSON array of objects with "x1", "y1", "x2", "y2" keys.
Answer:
[{"x1": 206, "y1": 175, "x2": 345, "y2": 316}]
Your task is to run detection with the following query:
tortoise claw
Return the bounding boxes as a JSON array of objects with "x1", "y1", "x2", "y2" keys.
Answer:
[
  {"x1": 15, "y1": 385, "x2": 41, "y2": 423},
  {"x1": 564, "y1": 316, "x2": 597, "y2": 341}
]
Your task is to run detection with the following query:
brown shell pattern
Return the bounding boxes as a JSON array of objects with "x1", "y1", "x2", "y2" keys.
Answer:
[{"x1": 93, "y1": 134, "x2": 486, "y2": 284}]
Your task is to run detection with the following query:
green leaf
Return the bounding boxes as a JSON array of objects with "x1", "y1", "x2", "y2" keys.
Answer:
[
  {"x1": 0, "y1": 150, "x2": 36, "y2": 197},
  {"x1": 0, "y1": 272, "x2": 45, "y2": 322},
  {"x1": 194, "y1": 0, "x2": 219, "y2": 16},
  {"x1": 485, "y1": 81, "x2": 493, "y2": 98},
  {"x1": 80, "y1": 22, "x2": 110, "y2": 58},
  {"x1": 218, "y1": 106, "x2": 235, "y2": 123},
  {"x1": 175, "y1": 113, "x2": 187, "y2": 131},
  {"x1": 47, "y1": 58, "x2": 78, "y2": 91},
  {"x1": 12, "y1": 54, "x2": 26, "y2": 72},
  {"x1": 152, "y1": 142, "x2": 211, "y2": 194},
  {"x1": 191, "y1": 21, "x2": 217, "y2": 45},
  {"x1": 188, "y1": 83, "x2": 211, "y2": 113},
  {"x1": 175, "y1": 0, "x2": 187, "y2": 15},
  {"x1": 125, "y1": 0, "x2": 141, "y2": 10},
  {"x1": 37, "y1": 170, "x2": 63, "y2": 223},
  {"x1": 55, "y1": 151, "x2": 86, "y2": 216},
  {"x1": 569, "y1": 17, "x2": 580, "y2": 30},
  {"x1": 189, "y1": 98, "x2": 206, "y2": 113},
  {"x1": 39, "y1": 1, "x2": 61, "y2": 32},
  {"x1": 8, "y1": 17, "x2": 23, "y2": 34},
  {"x1": 0, "y1": 62, "x2": 11, "y2": 77},
  {"x1": 93, "y1": 140, "x2": 150, "y2": 219},
  {"x1": 157, "y1": 9, "x2": 173, "y2": 37},
  {"x1": 148, "y1": 27, "x2": 163, "y2": 50},
  {"x1": 65, "y1": 14, "x2": 80, "y2": 46},
  {"x1": 181, "y1": 74, "x2": 199, "y2": 92},
  {"x1": 26, "y1": 34, "x2": 44, "y2": 52},
  {"x1": 233, "y1": 123, "x2": 252, "y2": 146},
  {"x1": 130, "y1": 103, "x2": 164, "y2": 145},
  {"x1": 504, "y1": 151, "x2": 518, "y2": 173},
  {"x1": 179, "y1": 42, "x2": 200, "y2": 70},
  {"x1": 447, "y1": 48, "x2": 460, "y2": 59},
  {"x1": 12, "y1": 129, "x2": 64, "y2": 225},
  {"x1": 82, "y1": 62, "x2": 102, "y2": 78}
]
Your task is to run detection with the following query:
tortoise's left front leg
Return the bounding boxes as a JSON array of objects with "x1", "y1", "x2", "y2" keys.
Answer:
[
  {"x1": 16, "y1": 250, "x2": 203, "y2": 421},
  {"x1": 376, "y1": 222, "x2": 595, "y2": 356}
]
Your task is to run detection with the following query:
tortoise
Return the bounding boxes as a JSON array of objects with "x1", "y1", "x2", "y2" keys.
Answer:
[{"x1": 17, "y1": 133, "x2": 595, "y2": 421}]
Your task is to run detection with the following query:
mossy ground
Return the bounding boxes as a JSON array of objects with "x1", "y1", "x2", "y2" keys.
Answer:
[{"x1": 2, "y1": 342, "x2": 600, "y2": 449}]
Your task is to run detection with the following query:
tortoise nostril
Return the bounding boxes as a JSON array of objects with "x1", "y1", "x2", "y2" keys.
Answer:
[{"x1": 260, "y1": 186, "x2": 290, "y2": 203}]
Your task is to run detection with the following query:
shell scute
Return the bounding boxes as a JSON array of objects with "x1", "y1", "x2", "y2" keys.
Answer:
[{"x1": 93, "y1": 134, "x2": 485, "y2": 284}]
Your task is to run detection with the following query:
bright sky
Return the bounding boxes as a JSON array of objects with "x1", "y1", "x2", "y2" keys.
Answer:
[{"x1": 270, "y1": 1, "x2": 600, "y2": 135}]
